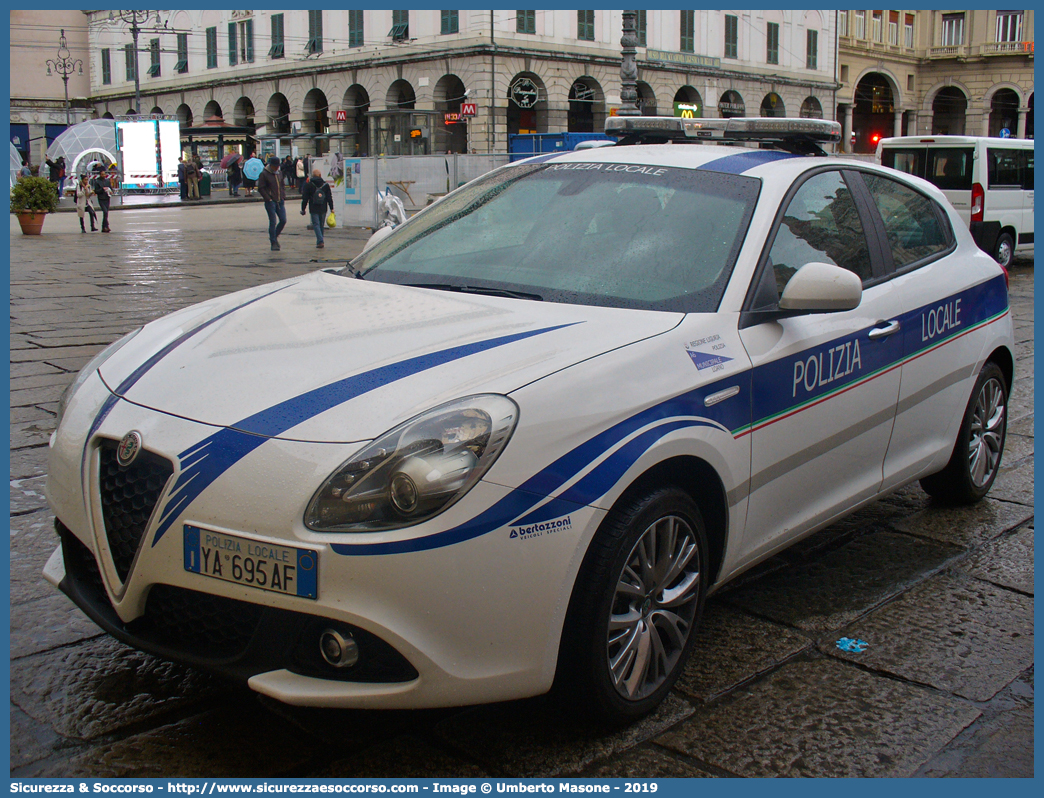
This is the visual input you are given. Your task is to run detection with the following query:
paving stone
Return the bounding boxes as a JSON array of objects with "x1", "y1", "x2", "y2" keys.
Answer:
[
  {"x1": 434, "y1": 693, "x2": 694, "y2": 777},
  {"x1": 10, "y1": 635, "x2": 220, "y2": 741},
  {"x1": 10, "y1": 510, "x2": 62, "y2": 605},
  {"x1": 913, "y1": 705, "x2": 1034, "y2": 777},
  {"x1": 323, "y1": 736, "x2": 489, "y2": 778},
  {"x1": 33, "y1": 703, "x2": 318, "y2": 777},
  {"x1": 891, "y1": 496, "x2": 1033, "y2": 549},
  {"x1": 656, "y1": 656, "x2": 980, "y2": 778},
  {"x1": 11, "y1": 345, "x2": 107, "y2": 364},
  {"x1": 11, "y1": 474, "x2": 49, "y2": 515},
  {"x1": 724, "y1": 530, "x2": 957, "y2": 632},
  {"x1": 10, "y1": 384, "x2": 67, "y2": 408},
  {"x1": 10, "y1": 705, "x2": 66, "y2": 771},
  {"x1": 10, "y1": 372, "x2": 77, "y2": 391},
  {"x1": 582, "y1": 746, "x2": 719, "y2": 777},
  {"x1": 989, "y1": 459, "x2": 1034, "y2": 506},
  {"x1": 1001, "y1": 432, "x2": 1034, "y2": 469},
  {"x1": 822, "y1": 572, "x2": 1033, "y2": 702},
  {"x1": 9, "y1": 448, "x2": 48, "y2": 480},
  {"x1": 674, "y1": 602, "x2": 811, "y2": 703},
  {"x1": 11, "y1": 418, "x2": 56, "y2": 449},
  {"x1": 1008, "y1": 415, "x2": 1034, "y2": 438},
  {"x1": 960, "y1": 526, "x2": 1034, "y2": 594},
  {"x1": 10, "y1": 592, "x2": 103, "y2": 659}
]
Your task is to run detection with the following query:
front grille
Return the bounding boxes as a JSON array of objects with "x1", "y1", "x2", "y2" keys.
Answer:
[
  {"x1": 98, "y1": 439, "x2": 174, "y2": 581},
  {"x1": 133, "y1": 584, "x2": 264, "y2": 658}
]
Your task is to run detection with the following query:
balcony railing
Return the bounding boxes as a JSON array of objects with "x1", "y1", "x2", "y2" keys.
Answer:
[
  {"x1": 929, "y1": 44, "x2": 966, "y2": 58},
  {"x1": 981, "y1": 41, "x2": 1034, "y2": 55}
]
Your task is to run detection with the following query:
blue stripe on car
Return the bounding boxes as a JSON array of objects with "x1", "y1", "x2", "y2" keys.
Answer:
[
  {"x1": 151, "y1": 323, "x2": 579, "y2": 545},
  {"x1": 697, "y1": 149, "x2": 797, "y2": 174}
]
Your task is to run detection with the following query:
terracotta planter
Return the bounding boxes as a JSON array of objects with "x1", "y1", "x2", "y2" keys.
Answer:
[{"x1": 16, "y1": 211, "x2": 46, "y2": 235}]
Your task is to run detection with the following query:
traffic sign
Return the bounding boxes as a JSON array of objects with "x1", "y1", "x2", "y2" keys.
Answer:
[
  {"x1": 335, "y1": 110, "x2": 347, "y2": 122},
  {"x1": 999, "y1": 128, "x2": 1011, "y2": 138},
  {"x1": 461, "y1": 103, "x2": 477, "y2": 117}
]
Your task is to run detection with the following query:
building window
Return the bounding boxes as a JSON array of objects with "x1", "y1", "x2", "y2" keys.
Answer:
[
  {"x1": 807, "y1": 29, "x2": 818, "y2": 69},
  {"x1": 637, "y1": 10, "x2": 646, "y2": 47},
  {"x1": 724, "y1": 14, "x2": 738, "y2": 59},
  {"x1": 766, "y1": 21, "x2": 779, "y2": 64},
  {"x1": 124, "y1": 43, "x2": 135, "y2": 81},
  {"x1": 905, "y1": 14, "x2": 914, "y2": 48},
  {"x1": 888, "y1": 11, "x2": 899, "y2": 45},
  {"x1": 101, "y1": 48, "x2": 111, "y2": 85},
  {"x1": 517, "y1": 10, "x2": 535, "y2": 35},
  {"x1": 680, "y1": 10, "x2": 694, "y2": 53},
  {"x1": 269, "y1": 13, "x2": 284, "y2": 58},
  {"x1": 348, "y1": 10, "x2": 363, "y2": 47},
  {"x1": 237, "y1": 20, "x2": 254, "y2": 63},
  {"x1": 578, "y1": 10, "x2": 595, "y2": 41},
  {"x1": 838, "y1": 11, "x2": 848, "y2": 37},
  {"x1": 175, "y1": 33, "x2": 188, "y2": 73},
  {"x1": 942, "y1": 13, "x2": 965, "y2": 46},
  {"x1": 308, "y1": 10, "x2": 323, "y2": 53},
  {"x1": 147, "y1": 38, "x2": 160, "y2": 76},
  {"x1": 441, "y1": 10, "x2": 458, "y2": 35},
  {"x1": 389, "y1": 10, "x2": 409, "y2": 40},
  {"x1": 996, "y1": 11, "x2": 1023, "y2": 42},
  {"x1": 228, "y1": 22, "x2": 237, "y2": 66},
  {"x1": 206, "y1": 27, "x2": 217, "y2": 69},
  {"x1": 872, "y1": 11, "x2": 882, "y2": 41},
  {"x1": 854, "y1": 10, "x2": 865, "y2": 39}
]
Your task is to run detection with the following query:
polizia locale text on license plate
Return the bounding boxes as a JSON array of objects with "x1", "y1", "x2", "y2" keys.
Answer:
[{"x1": 183, "y1": 525, "x2": 318, "y2": 599}]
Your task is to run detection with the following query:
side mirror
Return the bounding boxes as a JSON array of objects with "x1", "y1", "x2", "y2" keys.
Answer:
[{"x1": 779, "y1": 262, "x2": 862, "y2": 313}]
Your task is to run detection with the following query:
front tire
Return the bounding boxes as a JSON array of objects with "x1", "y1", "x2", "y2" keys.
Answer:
[
  {"x1": 557, "y1": 486, "x2": 707, "y2": 723},
  {"x1": 920, "y1": 361, "x2": 1007, "y2": 504},
  {"x1": 994, "y1": 232, "x2": 1015, "y2": 269}
]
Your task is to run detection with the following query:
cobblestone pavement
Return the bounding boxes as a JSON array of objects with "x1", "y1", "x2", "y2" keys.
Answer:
[{"x1": 9, "y1": 206, "x2": 1034, "y2": 777}]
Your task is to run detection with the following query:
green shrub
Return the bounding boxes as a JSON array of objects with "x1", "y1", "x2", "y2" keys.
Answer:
[{"x1": 11, "y1": 176, "x2": 60, "y2": 213}]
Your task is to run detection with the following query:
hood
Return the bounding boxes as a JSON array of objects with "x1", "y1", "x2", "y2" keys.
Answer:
[{"x1": 98, "y1": 271, "x2": 681, "y2": 443}]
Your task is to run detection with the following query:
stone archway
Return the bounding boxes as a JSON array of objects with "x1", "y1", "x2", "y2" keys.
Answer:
[
  {"x1": 267, "y1": 93, "x2": 290, "y2": 135},
  {"x1": 341, "y1": 84, "x2": 370, "y2": 156},
  {"x1": 852, "y1": 73, "x2": 895, "y2": 152},
  {"x1": 233, "y1": 96, "x2": 255, "y2": 129},
  {"x1": 149, "y1": 105, "x2": 164, "y2": 116},
  {"x1": 568, "y1": 77, "x2": 604, "y2": 133},
  {"x1": 203, "y1": 100, "x2": 223, "y2": 122},
  {"x1": 387, "y1": 80, "x2": 416, "y2": 110},
  {"x1": 434, "y1": 74, "x2": 468, "y2": 154},
  {"x1": 800, "y1": 96, "x2": 824, "y2": 118},
  {"x1": 930, "y1": 87, "x2": 967, "y2": 135},
  {"x1": 674, "y1": 86, "x2": 703, "y2": 117},
  {"x1": 507, "y1": 72, "x2": 547, "y2": 134},
  {"x1": 718, "y1": 90, "x2": 745, "y2": 118},
  {"x1": 176, "y1": 104, "x2": 193, "y2": 127},
  {"x1": 989, "y1": 88, "x2": 1020, "y2": 137},
  {"x1": 760, "y1": 92, "x2": 786, "y2": 118},
  {"x1": 636, "y1": 81, "x2": 657, "y2": 116}
]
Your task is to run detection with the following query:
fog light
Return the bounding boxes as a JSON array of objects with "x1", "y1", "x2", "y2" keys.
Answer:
[{"x1": 319, "y1": 629, "x2": 359, "y2": 668}]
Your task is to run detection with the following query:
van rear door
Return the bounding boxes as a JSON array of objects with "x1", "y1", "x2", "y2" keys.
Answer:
[{"x1": 923, "y1": 146, "x2": 975, "y2": 224}]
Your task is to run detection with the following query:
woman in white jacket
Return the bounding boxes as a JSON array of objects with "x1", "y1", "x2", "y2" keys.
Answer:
[{"x1": 74, "y1": 174, "x2": 98, "y2": 232}]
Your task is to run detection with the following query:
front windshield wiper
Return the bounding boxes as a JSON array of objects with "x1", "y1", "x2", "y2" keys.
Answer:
[{"x1": 406, "y1": 283, "x2": 543, "y2": 301}]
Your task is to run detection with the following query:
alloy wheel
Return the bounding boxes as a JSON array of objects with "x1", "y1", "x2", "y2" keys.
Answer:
[{"x1": 968, "y1": 376, "x2": 1005, "y2": 488}]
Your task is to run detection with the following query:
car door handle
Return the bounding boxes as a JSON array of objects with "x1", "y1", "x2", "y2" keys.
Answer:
[{"x1": 868, "y1": 320, "x2": 901, "y2": 340}]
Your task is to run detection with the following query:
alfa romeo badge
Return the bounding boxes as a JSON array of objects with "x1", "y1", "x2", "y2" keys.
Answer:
[{"x1": 116, "y1": 431, "x2": 143, "y2": 467}]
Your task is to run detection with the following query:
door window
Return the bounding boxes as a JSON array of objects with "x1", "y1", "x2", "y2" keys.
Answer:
[
  {"x1": 925, "y1": 148, "x2": 974, "y2": 191},
  {"x1": 766, "y1": 171, "x2": 873, "y2": 297},
  {"x1": 861, "y1": 173, "x2": 951, "y2": 269},
  {"x1": 987, "y1": 148, "x2": 1024, "y2": 188}
]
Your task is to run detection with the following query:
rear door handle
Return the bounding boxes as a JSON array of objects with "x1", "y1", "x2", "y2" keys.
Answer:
[{"x1": 868, "y1": 320, "x2": 901, "y2": 340}]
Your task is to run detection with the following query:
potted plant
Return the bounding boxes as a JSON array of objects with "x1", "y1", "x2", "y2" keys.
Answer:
[{"x1": 11, "y1": 176, "x2": 59, "y2": 235}]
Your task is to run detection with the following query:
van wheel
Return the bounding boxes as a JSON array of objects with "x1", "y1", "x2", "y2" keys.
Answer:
[
  {"x1": 556, "y1": 486, "x2": 707, "y2": 723},
  {"x1": 920, "y1": 362, "x2": 1007, "y2": 504},
  {"x1": 994, "y1": 232, "x2": 1015, "y2": 269}
]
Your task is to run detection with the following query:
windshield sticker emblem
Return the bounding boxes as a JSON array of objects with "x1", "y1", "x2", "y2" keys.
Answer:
[
  {"x1": 116, "y1": 431, "x2": 143, "y2": 467},
  {"x1": 685, "y1": 334, "x2": 732, "y2": 372}
]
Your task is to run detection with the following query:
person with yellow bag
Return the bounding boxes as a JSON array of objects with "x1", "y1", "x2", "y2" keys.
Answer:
[{"x1": 300, "y1": 169, "x2": 334, "y2": 250}]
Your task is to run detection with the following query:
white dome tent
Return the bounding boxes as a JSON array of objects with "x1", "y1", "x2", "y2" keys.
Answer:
[
  {"x1": 46, "y1": 119, "x2": 119, "y2": 178},
  {"x1": 10, "y1": 142, "x2": 22, "y2": 188}
]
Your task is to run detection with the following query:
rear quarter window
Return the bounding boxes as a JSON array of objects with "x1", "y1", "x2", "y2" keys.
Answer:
[
  {"x1": 925, "y1": 148, "x2": 974, "y2": 191},
  {"x1": 987, "y1": 148, "x2": 1025, "y2": 188}
]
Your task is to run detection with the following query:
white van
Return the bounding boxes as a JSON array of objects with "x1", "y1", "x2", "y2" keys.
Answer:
[{"x1": 876, "y1": 135, "x2": 1033, "y2": 268}]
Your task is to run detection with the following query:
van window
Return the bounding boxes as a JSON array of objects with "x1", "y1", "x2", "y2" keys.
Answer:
[
  {"x1": 925, "y1": 148, "x2": 973, "y2": 191},
  {"x1": 862, "y1": 173, "x2": 951, "y2": 269},
  {"x1": 1024, "y1": 150, "x2": 1034, "y2": 191},
  {"x1": 881, "y1": 148, "x2": 925, "y2": 178},
  {"x1": 987, "y1": 148, "x2": 1024, "y2": 188}
]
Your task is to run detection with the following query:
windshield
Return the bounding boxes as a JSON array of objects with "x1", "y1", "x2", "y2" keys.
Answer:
[{"x1": 352, "y1": 161, "x2": 760, "y2": 313}]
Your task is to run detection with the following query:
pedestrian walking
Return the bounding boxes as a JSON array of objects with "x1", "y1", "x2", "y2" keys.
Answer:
[
  {"x1": 227, "y1": 157, "x2": 242, "y2": 197},
  {"x1": 56, "y1": 157, "x2": 67, "y2": 199},
  {"x1": 300, "y1": 169, "x2": 334, "y2": 249},
  {"x1": 242, "y1": 150, "x2": 258, "y2": 197},
  {"x1": 258, "y1": 156, "x2": 286, "y2": 251},
  {"x1": 18, "y1": 159, "x2": 31, "y2": 179},
  {"x1": 186, "y1": 156, "x2": 200, "y2": 200},
  {"x1": 177, "y1": 157, "x2": 188, "y2": 200},
  {"x1": 90, "y1": 165, "x2": 112, "y2": 233},
  {"x1": 73, "y1": 174, "x2": 98, "y2": 232},
  {"x1": 281, "y1": 155, "x2": 294, "y2": 191},
  {"x1": 295, "y1": 157, "x2": 306, "y2": 193}
]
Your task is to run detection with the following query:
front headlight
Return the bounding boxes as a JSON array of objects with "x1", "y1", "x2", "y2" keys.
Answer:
[
  {"x1": 305, "y1": 394, "x2": 519, "y2": 533},
  {"x1": 55, "y1": 327, "x2": 142, "y2": 429}
]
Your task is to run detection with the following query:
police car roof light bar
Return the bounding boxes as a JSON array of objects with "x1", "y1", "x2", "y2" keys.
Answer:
[{"x1": 605, "y1": 116, "x2": 842, "y2": 156}]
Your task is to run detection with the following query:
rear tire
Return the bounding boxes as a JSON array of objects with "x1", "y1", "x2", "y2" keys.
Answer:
[
  {"x1": 994, "y1": 232, "x2": 1015, "y2": 269},
  {"x1": 556, "y1": 486, "x2": 707, "y2": 723},
  {"x1": 920, "y1": 361, "x2": 1007, "y2": 504}
]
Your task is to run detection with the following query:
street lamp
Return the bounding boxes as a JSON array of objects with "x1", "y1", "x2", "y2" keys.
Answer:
[
  {"x1": 109, "y1": 9, "x2": 159, "y2": 115},
  {"x1": 618, "y1": 11, "x2": 641, "y2": 116},
  {"x1": 45, "y1": 29, "x2": 83, "y2": 127}
]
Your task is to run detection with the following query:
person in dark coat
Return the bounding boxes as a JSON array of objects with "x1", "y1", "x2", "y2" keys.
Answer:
[
  {"x1": 227, "y1": 157, "x2": 243, "y2": 197},
  {"x1": 257, "y1": 156, "x2": 286, "y2": 251},
  {"x1": 90, "y1": 164, "x2": 112, "y2": 233},
  {"x1": 177, "y1": 157, "x2": 188, "y2": 200},
  {"x1": 300, "y1": 169, "x2": 333, "y2": 249}
]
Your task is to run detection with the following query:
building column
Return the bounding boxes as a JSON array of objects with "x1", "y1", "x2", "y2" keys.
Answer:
[
  {"x1": 893, "y1": 110, "x2": 903, "y2": 137},
  {"x1": 981, "y1": 113, "x2": 991, "y2": 137},
  {"x1": 906, "y1": 110, "x2": 918, "y2": 136},
  {"x1": 1017, "y1": 107, "x2": 1028, "y2": 138},
  {"x1": 843, "y1": 104, "x2": 854, "y2": 153},
  {"x1": 918, "y1": 110, "x2": 934, "y2": 135}
]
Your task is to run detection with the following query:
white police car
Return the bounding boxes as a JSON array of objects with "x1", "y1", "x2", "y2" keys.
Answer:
[{"x1": 45, "y1": 117, "x2": 1013, "y2": 721}]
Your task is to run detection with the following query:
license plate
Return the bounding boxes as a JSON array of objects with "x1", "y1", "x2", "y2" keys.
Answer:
[{"x1": 183, "y1": 525, "x2": 317, "y2": 600}]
